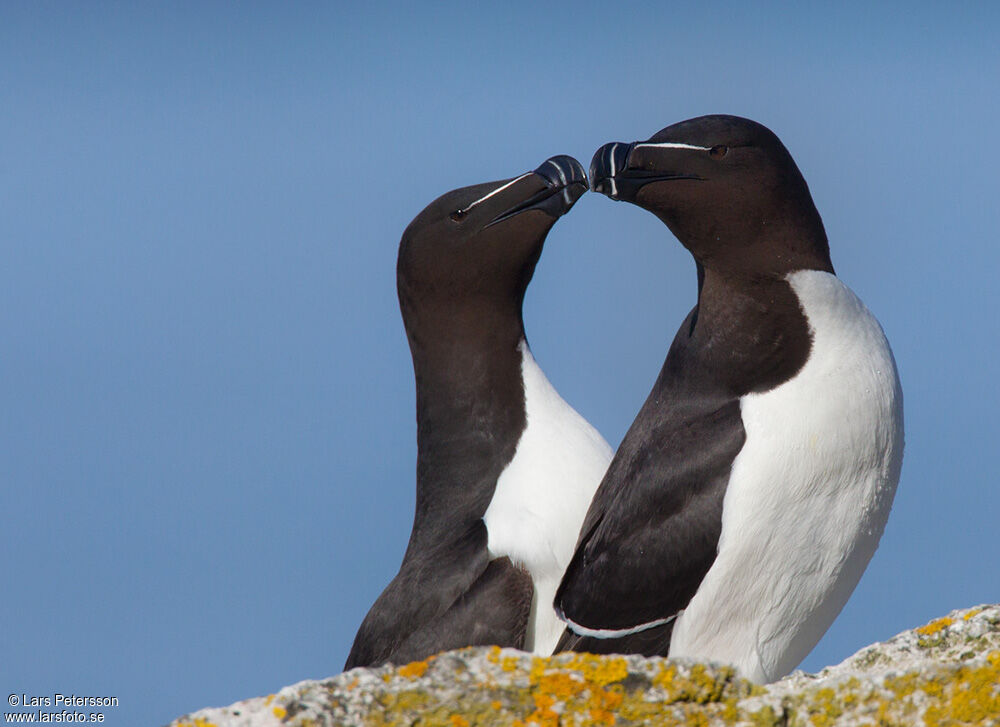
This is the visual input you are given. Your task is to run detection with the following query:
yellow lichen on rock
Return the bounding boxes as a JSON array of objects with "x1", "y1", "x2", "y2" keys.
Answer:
[
  {"x1": 501, "y1": 655, "x2": 521, "y2": 672},
  {"x1": 917, "y1": 616, "x2": 956, "y2": 636},
  {"x1": 397, "y1": 659, "x2": 430, "y2": 678},
  {"x1": 166, "y1": 605, "x2": 1000, "y2": 727},
  {"x1": 962, "y1": 607, "x2": 984, "y2": 621},
  {"x1": 923, "y1": 650, "x2": 1000, "y2": 727},
  {"x1": 174, "y1": 718, "x2": 219, "y2": 727},
  {"x1": 804, "y1": 686, "x2": 843, "y2": 727},
  {"x1": 563, "y1": 653, "x2": 629, "y2": 687},
  {"x1": 653, "y1": 661, "x2": 677, "y2": 689},
  {"x1": 587, "y1": 683, "x2": 624, "y2": 725},
  {"x1": 511, "y1": 651, "x2": 631, "y2": 726}
]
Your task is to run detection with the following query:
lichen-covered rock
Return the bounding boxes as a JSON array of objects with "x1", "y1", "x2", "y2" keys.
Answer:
[{"x1": 168, "y1": 605, "x2": 1000, "y2": 727}]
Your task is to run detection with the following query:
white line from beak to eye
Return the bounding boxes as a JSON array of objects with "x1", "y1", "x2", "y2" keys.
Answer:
[
  {"x1": 460, "y1": 172, "x2": 534, "y2": 214},
  {"x1": 632, "y1": 142, "x2": 713, "y2": 151}
]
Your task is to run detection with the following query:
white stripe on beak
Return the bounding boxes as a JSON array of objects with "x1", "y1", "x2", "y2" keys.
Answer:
[{"x1": 609, "y1": 143, "x2": 620, "y2": 197}]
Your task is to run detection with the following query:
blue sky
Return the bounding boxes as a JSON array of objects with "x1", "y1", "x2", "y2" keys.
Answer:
[{"x1": 2, "y1": 3, "x2": 998, "y2": 725}]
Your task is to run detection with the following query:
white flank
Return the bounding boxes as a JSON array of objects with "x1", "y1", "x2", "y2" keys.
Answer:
[
  {"x1": 482, "y1": 342, "x2": 614, "y2": 654},
  {"x1": 668, "y1": 270, "x2": 904, "y2": 683}
]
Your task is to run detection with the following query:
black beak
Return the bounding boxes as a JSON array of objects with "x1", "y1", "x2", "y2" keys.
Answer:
[
  {"x1": 590, "y1": 142, "x2": 634, "y2": 199},
  {"x1": 487, "y1": 155, "x2": 589, "y2": 227},
  {"x1": 536, "y1": 154, "x2": 589, "y2": 195},
  {"x1": 590, "y1": 142, "x2": 701, "y2": 202}
]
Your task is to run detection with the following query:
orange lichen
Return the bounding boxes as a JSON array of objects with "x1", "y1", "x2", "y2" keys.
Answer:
[
  {"x1": 535, "y1": 671, "x2": 585, "y2": 701},
  {"x1": 587, "y1": 683, "x2": 624, "y2": 725},
  {"x1": 397, "y1": 659, "x2": 429, "y2": 678},
  {"x1": 916, "y1": 616, "x2": 955, "y2": 636},
  {"x1": 172, "y1": 609, "x2": 997, "y2": 727},
  {"x1": 513, "y1": 691, "x2": 560, "y2": 727},
  {"x1": 499, "y1": 651, "x2": 637, "y2": 726}
]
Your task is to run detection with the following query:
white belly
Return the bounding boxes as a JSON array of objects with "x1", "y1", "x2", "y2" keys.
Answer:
[
  {"x1": 669, "y1": 270, "x2": 904, "y2": 682},
  {"x1": 482, "y1": 342, "x2": 614, "y2": 654}
]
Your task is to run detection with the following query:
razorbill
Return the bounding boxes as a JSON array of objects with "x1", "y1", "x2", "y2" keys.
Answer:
[
  {"x1": 345, "y1": 156, "x2": 613, "y2": 669},
  {"x1": 554, "y1": 115, "x2": 904, "y2": 683}
]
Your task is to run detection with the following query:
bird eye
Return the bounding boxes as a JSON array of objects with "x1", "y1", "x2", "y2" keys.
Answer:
[
  {"x1": 449, "y1": 209, "x2": 468, "y2": 222},
  {"x1": 709, "y1": 145, "x2": 729, "y2": 159}
]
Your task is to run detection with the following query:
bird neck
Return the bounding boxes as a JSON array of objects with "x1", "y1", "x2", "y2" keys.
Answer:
[
  {"x1": 668, "y1": 264, "x2": 813, "y2": 397},
  {"x1": 402, "y1": 307, "x2": 528, "y2": 552}
]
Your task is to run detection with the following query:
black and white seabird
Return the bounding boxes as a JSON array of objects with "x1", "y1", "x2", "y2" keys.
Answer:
[
  {"x1": 554, "y1": 115, "x2": 904, "y2": 683},
  {"x1": 345, "y1": 156, "x2": 613, "y2": 669}
]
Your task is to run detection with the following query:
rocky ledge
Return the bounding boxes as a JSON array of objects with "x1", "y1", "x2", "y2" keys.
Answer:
[{"x1": 169, "y1": 604, "x2": 1000, "y2": 726}]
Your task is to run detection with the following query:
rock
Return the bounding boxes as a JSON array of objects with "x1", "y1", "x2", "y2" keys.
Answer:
[{"x1": 168, "y1": 605, "x2": 1000, "y2": 726}]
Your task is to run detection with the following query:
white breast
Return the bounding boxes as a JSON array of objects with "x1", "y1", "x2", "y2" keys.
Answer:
[
  {"x1": 482, "y1": 342, "x2": 614, "y2": 654},
  {"x1": 669, "y1": 270, "x2": 904, "y2": 682}
]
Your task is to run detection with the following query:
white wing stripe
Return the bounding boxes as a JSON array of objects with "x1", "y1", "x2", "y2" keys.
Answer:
[{"x1": 561, "y1": 612, "x2": 677, "y2": 639}]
